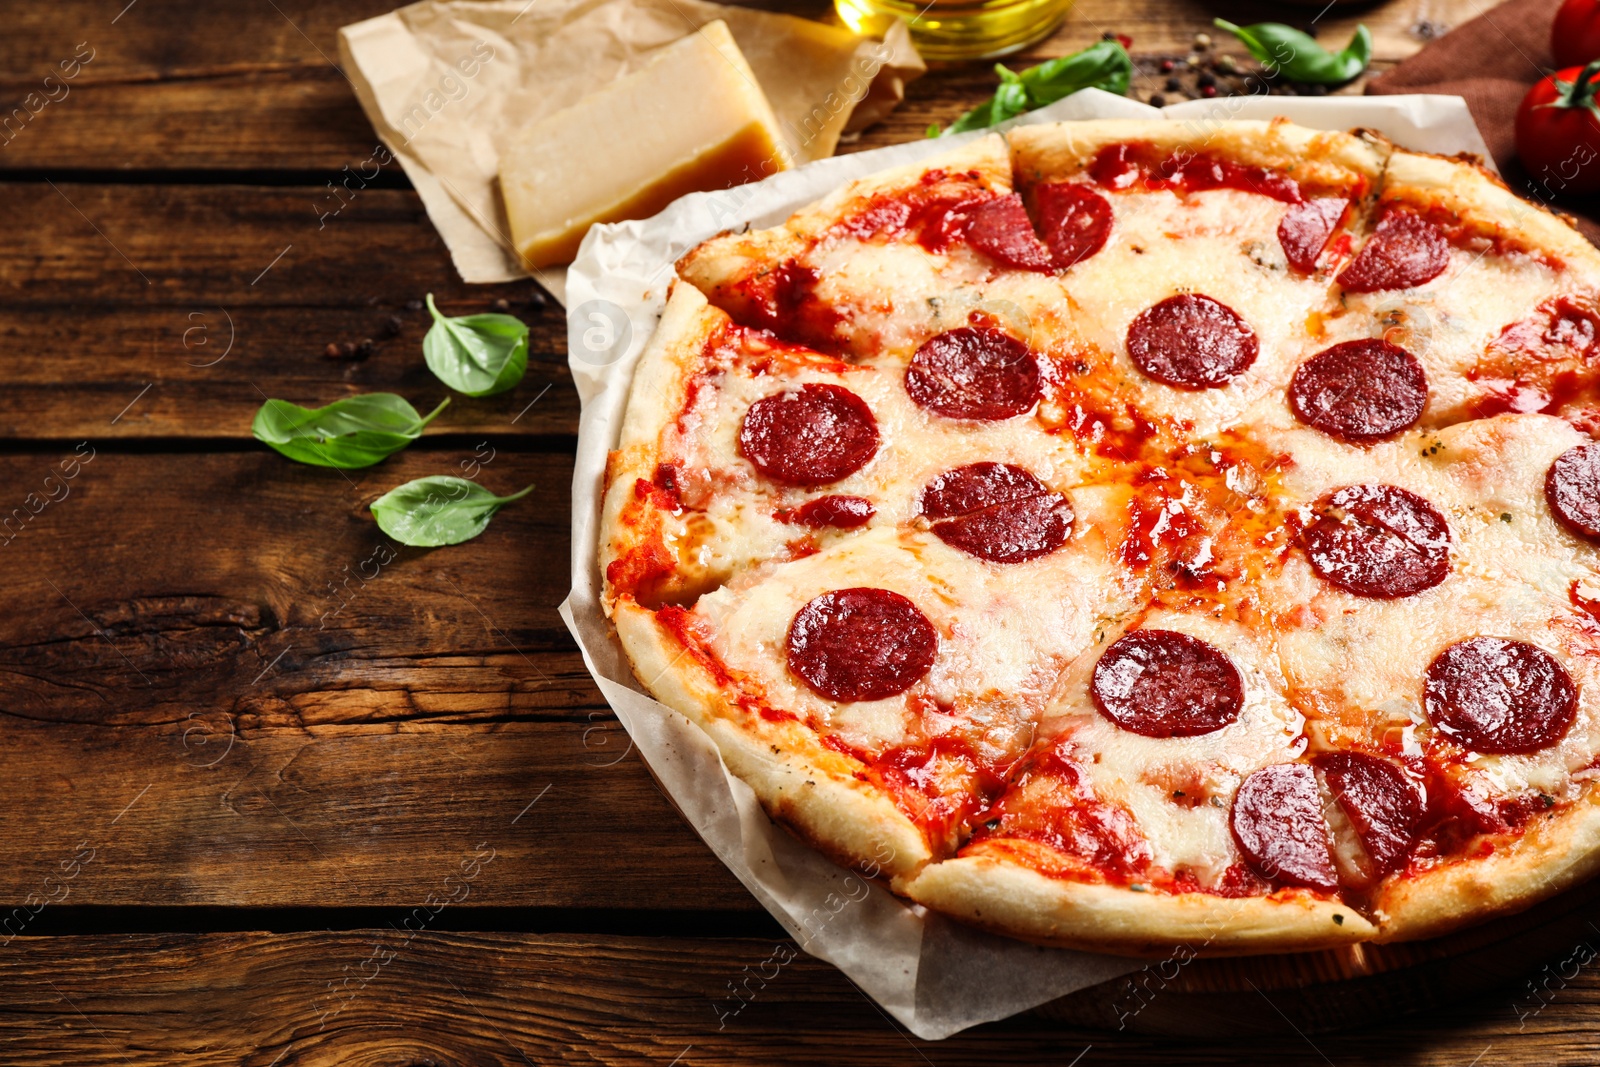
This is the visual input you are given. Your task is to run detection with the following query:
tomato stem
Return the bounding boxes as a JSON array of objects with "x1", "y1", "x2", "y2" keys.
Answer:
[{"x1": 1555, "y1": 58, "x2": 1600, "y2": 112}]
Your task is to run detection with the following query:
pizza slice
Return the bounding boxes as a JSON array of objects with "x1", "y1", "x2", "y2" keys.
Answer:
[
  {"x1": 904, "y1": 604, "x2": 1376, "y2": 954},
  {"x1": 998, "y1": 118, "x2": 1387, "y2": 444},
  {"x1": 602, "y1": 283, "x2": 1133, "y2": 874},
  {"x1": 1257, "y1": 413, "x2": 1600, "y2": 941},
  {"x1": 675, "y1": 133, "x2": 1035, "y2": 358},
  {"x1": 1319, "y1": 149, "x2": 1600, "y2": 432}
]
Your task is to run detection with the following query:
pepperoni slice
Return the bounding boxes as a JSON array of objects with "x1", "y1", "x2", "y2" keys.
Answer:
[
  {"x1": 1546, "y1": 443, "x2": 1600, "y2": 539},
  {"x1": 905, "y1": 327, "x2": 1040, "y2": 421},
  {"x1": 740, "y1": 383, "x2": 879, "y2": 486},
  {"x1": 1313, "y1": 752, "x2": 1421, "y2": 879},
  {"x1": 1424, "y1": 637, "x2": 1577, "y2": 754},
  {"x1": 964, "y1": 194, "x2": 1053, "y2": 272},
  {"x1": 1033, "y1": 182, "x2": 1113, "y2": 269},
  {"x1": 1278, "y1": 197, "x2": 1349, "y2": 273},
  {"x1": 918, "y1": 462, "x2": 1072, "y2": 563},
  {"x1": 1125, "y1": 294, "x2": 1258, "y2": 389},
  {"x1": 786, "y1": 588, "x2": 938, "y2": 703},
  {"x1": 776, "y1": 495, "x2": 875, "y2": 529},
  {"x1": 1301, "y1": 484, "x2": 1451, "y2": 599},
  {"x1": 1336, "y1": 211, "x2": 1450, "y2": 293},
  {"x1": 1289, "y1": 339, "x2": 1428, "y2": 442},
  {"x1": 1230, "y1": 764, "x2": 1337, "y2": 890},
  {"x1": 1090, "y1": 629, "x2": 1244, "y2": 738}
]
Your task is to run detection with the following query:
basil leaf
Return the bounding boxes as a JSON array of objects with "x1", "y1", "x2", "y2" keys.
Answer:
[
  {"x1": 422, "y1": 293, "x2": 529, "y2": 397},
  {"x1": 370, "y1": 476, "x2": 534, "y2": 547},
  {"x1": 941, "y1": 40, "x2": 1133, "y2": 135},
  {"x1": 1213, "y1": 20, "x2": 1372, "y2": 84},
  {"x1": 252, "y1": 394, "x2": 448, "y2": 469}
]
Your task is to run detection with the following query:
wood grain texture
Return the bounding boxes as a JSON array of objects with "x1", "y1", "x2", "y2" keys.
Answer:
[
  {"x1": 0, "y1": 448, "x2": 753, "y2": 909},
  {"x1": 0, "y1": 929, "x2": 1597, "y2": 1065},
  {"x1": 0, "y1": 181, "x2": 573, "y2": 440}
]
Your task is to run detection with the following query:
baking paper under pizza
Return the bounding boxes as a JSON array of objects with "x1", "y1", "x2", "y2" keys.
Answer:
[{"x1": 599, "y1": 118, "x2": 1600, "y2": 956}]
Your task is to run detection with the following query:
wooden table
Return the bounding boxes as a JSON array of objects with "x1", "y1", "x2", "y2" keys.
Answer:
[{"x1": 3, "y1": 0, "x2": 1597, "y2": 1063}]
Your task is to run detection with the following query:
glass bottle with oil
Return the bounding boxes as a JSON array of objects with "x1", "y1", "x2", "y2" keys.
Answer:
[{"x1": 835, "y1": 0, "x2": 1073, "y2": 60}]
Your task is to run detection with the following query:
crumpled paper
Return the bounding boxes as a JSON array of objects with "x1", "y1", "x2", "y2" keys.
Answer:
[
  {"x1": 337, "y1": 0, "x2": 925, "y2": 298},
  {"x1": 559, "y1": 91, "x2": 1494, "y2": 1039}
]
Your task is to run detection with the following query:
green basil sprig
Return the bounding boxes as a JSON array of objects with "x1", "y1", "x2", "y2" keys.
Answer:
[
  {"x1": 252, "y1": 393, "x2": 448, "y2": 469},
  {"x1": 423, "y1": 293, "x2": 529, "y2": 397},
  {"x1": 370, "y1": 476, "x2": 534, "y2": 547},
  {"x1": 934, "y1": 40, "x2": 1133, "y2": 136},
  {"x1": 1213, "y1": 20, "x2": 1372, "y2": 84}
]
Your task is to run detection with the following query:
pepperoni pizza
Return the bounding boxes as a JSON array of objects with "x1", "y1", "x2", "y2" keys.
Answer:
[{"x1": 599, "y1": 119, "x2": 1600, "y2": 954}]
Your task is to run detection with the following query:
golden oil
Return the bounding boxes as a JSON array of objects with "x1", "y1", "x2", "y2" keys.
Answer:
[{"x1": 835, "y1": 0, "x2": 1074, "y2": 60}]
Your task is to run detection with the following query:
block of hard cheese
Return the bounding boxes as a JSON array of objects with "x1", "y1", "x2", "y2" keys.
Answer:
[{"x1": 499, "y1": 20, "x2": 791, "y2": 269}]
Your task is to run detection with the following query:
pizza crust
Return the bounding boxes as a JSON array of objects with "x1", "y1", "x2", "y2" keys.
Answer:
[
  {"x1": 599, "y1": 281, "x2": 726, "y2": 611},
  {"x1": 611, "y1": 599, "x2": 933, "y2": 880},
  {"x1": 1379, "y1": 150, "x2": 1600, "y2": 276},
  {"x1": 1374, "y1": 785, "x2": 1600, "y2": 943},
  {"x1": 1006, "y1": 117, "x2": 1389, "y2": 192},
  {"x1": 903, "y1": 849, "x2": 1375, "y2": 956}
]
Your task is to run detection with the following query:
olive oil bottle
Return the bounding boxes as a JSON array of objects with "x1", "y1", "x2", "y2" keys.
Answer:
[{"x1": 835, "y1": 0, "x2": 1073, "y2": 60}]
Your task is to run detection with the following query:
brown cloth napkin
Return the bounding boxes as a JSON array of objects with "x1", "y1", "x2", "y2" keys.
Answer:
[{"x1": 1366, "y1": 0, "x2": 1600, "y2": 245}]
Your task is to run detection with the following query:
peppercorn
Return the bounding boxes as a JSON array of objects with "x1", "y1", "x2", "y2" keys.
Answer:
[
  {"x1": 1150, "y1": 94, "x2": 1167, "y2": 107},
  {"x1": 1165, "y1": 76, "x2": 1181, "y2": 92},
  {"x1": 1160, "y1": 58, "x2": 1176, "y2": 73},
  {"x1": 1201, "y1": 84, "x2": 1218, "y2": 98}
]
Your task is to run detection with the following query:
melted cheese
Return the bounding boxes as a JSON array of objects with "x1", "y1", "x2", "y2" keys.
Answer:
[
  {"x1": 1260, "y1": 416, "x2": 1600, "y2": 801},
  {"x1": 997, "y1": 186, "x2": 1344, "y2": 439},
  {"x1": 662, "y1": 320, "x2": 1099, "y2": 584},
  {"x1": 1322, "y1": 248, "x2": 1579, "y2": 426},
  {"x1": 694, "y1": 525, "x2": 1130, "y2": 759},
  {"x1": 1030, "y1": 610, "x2": 1308, "y2": 886}
]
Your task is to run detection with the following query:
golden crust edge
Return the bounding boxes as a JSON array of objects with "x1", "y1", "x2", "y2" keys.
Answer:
[
  {"x1": 611, "y1": 599, "x2": 934, "y2": 880},
  {"x1": 902, "y1": 852, "x2": 1375, "y2": 958},
  {"x1": 1005, "y1": 117, "x2": 1390, "y2": 187},
  {"x1": 1372, "y1": 784, "x2": 1600, "y2": 943},
  {"x1": 598, "y1": 282, "x2": 719, "y2": 614},
  {"x1": 1381, "y1": 149, "x2": 1600, "y2": 275}
]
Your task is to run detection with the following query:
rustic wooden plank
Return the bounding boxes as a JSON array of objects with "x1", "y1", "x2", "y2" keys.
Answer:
[
  {"x1": 0, "y1": 449, "x2": 581, "y2": 722},
  {"x1": 0, "y1": 447, "x2": 758, "y2": 907},
  {"x1": 0, "y1": 929, "x2": 1595, "y2": 1066},
  {"x1": 0, "y1": 182, "x2": 572, "y2": 439},
  {"x1": 0, "y1": 0, "x2": 1477, "y2": 172},
  {"x1": 0, "y1": 721, "x2": 758, "y2": 909}
]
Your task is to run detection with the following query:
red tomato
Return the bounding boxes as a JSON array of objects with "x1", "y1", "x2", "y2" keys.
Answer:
[
  {"x1": 1553, "y1": 0, "x2": 1600, "y2": 68},
  {"x1": 1516, "y1": 61, "x2": 1600, "y2": 196}
]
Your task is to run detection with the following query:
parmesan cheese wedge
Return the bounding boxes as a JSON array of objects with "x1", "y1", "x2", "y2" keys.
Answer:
[{"x1": 498, "y1": 20, "x2": 791, "y2": 270}]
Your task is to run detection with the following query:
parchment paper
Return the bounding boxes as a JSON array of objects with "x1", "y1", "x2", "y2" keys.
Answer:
[
  {"x1": 559, "y1": 91, "x2": 1493, "y2": 1040},
  {"x1": 337, "y1": 0, "x2": 925, "y2": 297}
]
